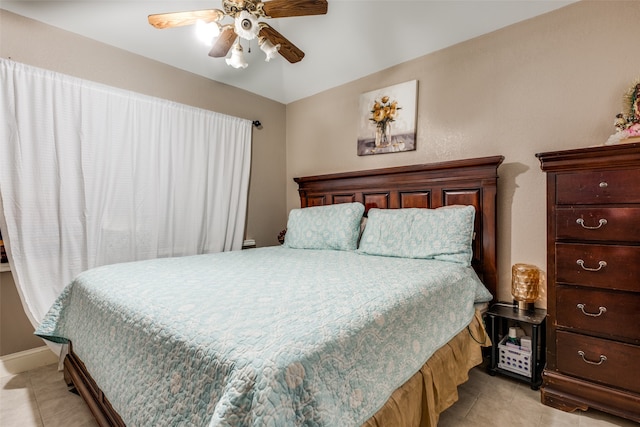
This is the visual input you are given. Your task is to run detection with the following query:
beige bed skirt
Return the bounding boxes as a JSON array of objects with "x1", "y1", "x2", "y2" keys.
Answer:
[{"x1": 363, "y1": 310, "x2": 490, "y2": 427}]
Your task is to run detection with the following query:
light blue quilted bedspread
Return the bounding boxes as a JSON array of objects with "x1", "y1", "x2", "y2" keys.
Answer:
[{"x1": 36, "y1": 247, "x2": 491, "y2": 426}]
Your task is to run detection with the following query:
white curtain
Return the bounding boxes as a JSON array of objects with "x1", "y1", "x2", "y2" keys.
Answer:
[{"x1": 0, "y1": 59, "x2": 253, "y2": 328}]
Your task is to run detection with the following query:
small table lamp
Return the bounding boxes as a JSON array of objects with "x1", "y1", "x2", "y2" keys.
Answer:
[{"x1": 511, "y1": 263, "x2": 540, "y2": 310}]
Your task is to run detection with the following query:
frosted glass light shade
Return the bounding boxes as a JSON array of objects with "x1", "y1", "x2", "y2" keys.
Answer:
[
  {"x1": 259, "y1": 38, "x2": 280, "y2": 62},
  {"x1": 195, "y1": 20, "x2": 221, "y2": 46},
  {"x1": 226, "y1": 42, "x2": 248, "y2": 69},
  {"x1": 234, "y1": 11, "x2": 259, "y2": 40}
]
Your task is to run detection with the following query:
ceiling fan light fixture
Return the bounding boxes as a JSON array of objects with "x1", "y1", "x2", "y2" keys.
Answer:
[
  {"x1": 226, "y1": 41, "x2": 248, "y2": 69},
  {"x1": 234, "y1": 11, "x2": 259, "y2": 40},
  {"x1": 149, "y1": 0, "x2": 329, "y2": 69},
  {"x1": 259, "y1": 37, "x2": 280, "y2": 62},
  {"x1": 195, "y1": 20, "x2": 221, "y2": 46}
]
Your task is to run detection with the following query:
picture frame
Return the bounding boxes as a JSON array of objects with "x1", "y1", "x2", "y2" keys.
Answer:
[{"x1": 357, "y1": 80, "x2": 417, "y2": 156}]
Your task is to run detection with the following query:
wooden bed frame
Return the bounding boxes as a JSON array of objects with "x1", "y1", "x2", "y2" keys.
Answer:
[{"x1": 63, "y1": 155, "x2": 504, "y2": 426}]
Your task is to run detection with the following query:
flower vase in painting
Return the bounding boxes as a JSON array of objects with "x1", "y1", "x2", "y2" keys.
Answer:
[
  {"x1": 375, "y1": 121, "x2": 392, "y2": 147},
  {"x1": 371, "y1": 96, "x2": 398, "y2": 148}
]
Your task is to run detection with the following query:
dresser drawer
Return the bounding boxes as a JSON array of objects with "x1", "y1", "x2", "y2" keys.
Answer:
[
  {"x1": 556, "y1": 243, "x2": 640, "y2": 292},
  {"x1": 556, "y1": 207, "x2": 640, "y2": 242},
  {"x1": 556, "y1": 169, "x2": 640, "y2": 205},
  {"x1": 556, "y1": 286, "x2": 640, "y2": 342},
  {"x1": 556, "y1": 331, "x2": 640, "y2": 394}
]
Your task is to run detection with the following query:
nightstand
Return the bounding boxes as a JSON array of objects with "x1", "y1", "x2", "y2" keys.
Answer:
[{"x1": 486, "y1": 304, "x2": 546, "y2": 389}]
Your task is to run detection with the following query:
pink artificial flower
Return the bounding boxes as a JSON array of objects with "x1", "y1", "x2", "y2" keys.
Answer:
[{"x1": 626, "y1": 123, "x2": 640, "y2": 136}]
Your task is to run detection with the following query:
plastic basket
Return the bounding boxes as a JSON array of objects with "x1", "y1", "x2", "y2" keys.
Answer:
[{"x1": 498, "y1": 335, "x2": 531, "y2": 377}]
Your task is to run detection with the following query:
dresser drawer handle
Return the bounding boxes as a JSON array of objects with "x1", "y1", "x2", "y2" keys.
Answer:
[
  {"x1": 576, "y1": 259, "x2": 607, "y2": 272},
  {"x1": 599, "y1": 181, "x2": 608, "y2": 188},
  {"x1": 577, "y1": 350, "x2": 607, "y2": 366},
  {"x1": 576, "y1": 218, "x2": 607, "y2": 230},
  {"x1": 576, "y1": 303, "x2": 607, "y2": 317}
]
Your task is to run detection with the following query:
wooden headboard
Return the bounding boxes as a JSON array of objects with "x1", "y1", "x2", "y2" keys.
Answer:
[{"x1": 294, "y1": 155, "x2": 504, "y2": 300}]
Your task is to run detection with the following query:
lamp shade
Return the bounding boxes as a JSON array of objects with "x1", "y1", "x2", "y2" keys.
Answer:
[
  {"x1": 511, "y1": 263, "x2": 540, "y2": 310},
  {"x1": 226, "y1": 42, "x2": 248, "y2": 69},
  {"x1": 234, "y1": 11, "x2": 259, "y2": 40},
  {"x1": 195, "y1": 20, "x2": 221, "y2": 46},
  {"x1": 259, "y1": 37, "x2": 280, "y2": 62}
]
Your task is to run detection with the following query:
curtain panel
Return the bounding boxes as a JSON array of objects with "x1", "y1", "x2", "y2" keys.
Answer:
[{"x1": 0, "y1": 59, "x2": 252, "y2": 328}]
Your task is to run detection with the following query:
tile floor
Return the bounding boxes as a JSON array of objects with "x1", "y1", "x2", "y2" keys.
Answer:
[{"x1": 1, "y1": 362, "x2": 637, "y2": 426}]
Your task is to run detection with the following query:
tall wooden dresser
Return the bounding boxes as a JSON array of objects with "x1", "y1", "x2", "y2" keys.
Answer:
[{"x1": 536, "y1": 143, "x2": 640, "y2": 423}]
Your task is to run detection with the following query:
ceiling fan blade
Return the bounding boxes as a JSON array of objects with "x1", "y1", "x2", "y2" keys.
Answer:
[
  {"x1": 259, "y1": 24, "x2": 305, "y2": 63},
  {"x1": 208, "y1": 26, "x2": 238, "y2": 58},
  {"x1": 148, "y1": 9, "x2": 224, "y2": 29},
  {"x1": 261, "y1": 0, "x2": 328, "y2": 18}
]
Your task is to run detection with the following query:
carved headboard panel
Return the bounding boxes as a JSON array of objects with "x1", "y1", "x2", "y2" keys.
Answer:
[{"x1": 294, "y1": 155, "x2": 504, "y2": 300}]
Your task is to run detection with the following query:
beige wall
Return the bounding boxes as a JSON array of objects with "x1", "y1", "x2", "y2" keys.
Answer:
[
  {"x1": 0, "y1": 10, "x2": 287, "y2": 355},
  {"x1": 286, "y1": 1, "x2": 640, "y2": 304},
  {"x1": 1, "y1": 271, "x2": 43, "y2": 355}
]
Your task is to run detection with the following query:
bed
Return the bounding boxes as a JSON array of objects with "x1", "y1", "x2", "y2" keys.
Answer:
[{"x1": 36, "y1": 155, "x2": 504, "y2": 427}]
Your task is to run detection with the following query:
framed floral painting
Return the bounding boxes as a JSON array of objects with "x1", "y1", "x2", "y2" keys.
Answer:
[{"x1": 357, "y1": 80, "x2": 417, "y2": 156}]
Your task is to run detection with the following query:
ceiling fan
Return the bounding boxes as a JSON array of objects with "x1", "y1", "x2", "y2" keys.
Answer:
[{"x1": 148, "y1": 0, "x2": 328, "y2": 68}]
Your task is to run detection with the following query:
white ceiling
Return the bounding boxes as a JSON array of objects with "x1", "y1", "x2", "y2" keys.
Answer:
[{"x1": 2, "y1": 1, "x2": 576, "y2": 104}]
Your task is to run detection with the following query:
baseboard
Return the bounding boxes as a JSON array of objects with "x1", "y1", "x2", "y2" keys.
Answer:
[{"x1": 0, "y1": 346, "x2": 58, "y2": 378}]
